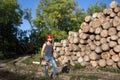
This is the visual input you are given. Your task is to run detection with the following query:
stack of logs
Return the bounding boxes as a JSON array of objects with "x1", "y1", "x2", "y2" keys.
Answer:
[{"x1": 53, "y1": 1, "x2": 120, "y2": 68}]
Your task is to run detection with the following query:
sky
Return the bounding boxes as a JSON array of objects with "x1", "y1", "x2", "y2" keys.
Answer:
[{"x1": 17, "y1": 0, "x2": 120, "y2": 31}]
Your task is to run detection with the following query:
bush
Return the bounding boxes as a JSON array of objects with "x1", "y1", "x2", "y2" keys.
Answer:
[{"x1": 0, "y1": 51, "x2": 4, "y2": 59}]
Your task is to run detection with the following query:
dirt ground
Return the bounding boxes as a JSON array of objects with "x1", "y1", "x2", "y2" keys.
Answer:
[{"x1": 0, "y1": 56, "x2": 120, "y2": 80}]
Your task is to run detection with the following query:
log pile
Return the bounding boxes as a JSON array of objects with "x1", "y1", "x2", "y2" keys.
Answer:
[{"x1": 53, "y1": 1, "x2": 120, "y2": 68}]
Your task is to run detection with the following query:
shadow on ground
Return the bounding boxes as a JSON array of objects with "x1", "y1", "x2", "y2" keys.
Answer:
[{"x1": 0, "y1": 69, "x2": 40, "y2": 80}]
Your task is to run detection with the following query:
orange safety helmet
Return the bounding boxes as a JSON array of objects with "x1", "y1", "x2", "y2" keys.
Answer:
[{"x1": 46, "y1": 34, "x2": 53, "y2": 39}]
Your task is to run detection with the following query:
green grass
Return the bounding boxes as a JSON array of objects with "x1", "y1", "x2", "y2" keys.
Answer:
[
  {"x1": 22, "y1": 53, "x2": 40, "y2": 65},
  {"x1": 99, "y1": 66, "x2": 120, "y2": 73},
  {"x1": 70, "y1": 74, "x2": 99, "y2": 80}
]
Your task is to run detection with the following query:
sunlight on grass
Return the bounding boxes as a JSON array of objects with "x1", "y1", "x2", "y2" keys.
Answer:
[{"x1": 22, "y1": 53, "x2": 40, "y2": 65}]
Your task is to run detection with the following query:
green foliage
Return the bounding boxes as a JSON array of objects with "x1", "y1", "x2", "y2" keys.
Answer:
[
  {"x1": 0, "y1": 0, "x2": 23, "y2": 58},
  {"x1": 87, "y1": 2, "x2": 106, "y2": 15},
  {"x1": 51, "y1": 29, "x2": 68, "y2": 42},
  {"x1": 33, "y1": 0, "x2": 86, "y2": 39},
  {"x1": 0, "y1": 51, "x2": 4, "y2": 59},
  {"x1": 0, "y1": 0, "x2": 23, "y2": 25}
]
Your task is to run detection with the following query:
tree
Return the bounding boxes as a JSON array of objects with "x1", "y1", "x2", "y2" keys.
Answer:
[
  {"x1": 33, "y1": 0, "x2": 86, "y2": 40},
  {"x1": 0, "y1": 0, "x2": 23, "y2": 58},
  {"x1": 87, "y1": 2, "x2": 106, "y2": 15}
]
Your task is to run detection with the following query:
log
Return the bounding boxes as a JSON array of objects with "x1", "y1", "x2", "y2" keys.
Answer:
[
  {"x1": 78, "y1": 44, "x2": 85, "y2": 49},
  {"x1": 100, "y1": 38, "x2": 107, "y2": 43},
  {"x1": 80, "y1": 52, "x2": 85, "y2": 57},
  {"x1": 97, "y1": 12, "x2": 105, "y2": 23},
  {"x1": 101, "y1": 52, "x2": 111, "y2": 59},
  {"x1": 110, "y1": 12, "x2": 116, "y2": 18},
  {"x1": 85, "y1": 45, "x2": 91, "y2": 55},
  {"x1": 112, "y1": 54, "x2": 120, "y2": 62},
  {"x1": 89, "y1": 27, "x2": 95, "y2": 33},
  {"x1": 98, "y1": 59, "x2": 106, "y2": 67},
  {"x1": 114, "y1": 6, "x2": 120, "y2": 13},
  {"x1": 64, "y1": 47, "x2": 70, "y2": 52},
  {"x1": 109, "y1": 41, "x2": 117, "y2": 48},
  {"x1": 119, "y1": 53, "x2": 120, "y2": 58},
  {"x1": 116, "y1": 25, "x2": 120, "y2": 31},
  {"x1": 110, "y1": 35, "x2": 118, "y2": 41},
  {"x1": 68, "y1": 31, "x2": 73, "y2": 36},
  {"x1": 73, "y1": 32, "x2": 79, "y2": 37},
  {"x1": 117, "y1": 32, "x2": 120, "y2": 37},
  {"x1": 56, "y1": 47, "x2": 62, "y2": 52},
  {"x1": 89, "y1": 51, "x2": 98, "y2": 60},
  {"x1": 90, "y1": 61, "x2": 98, "y2": 67},
  {"x1": 72, "y1": 44, "x2": 80, "y2": 51},
  {"x1": 80, "y1": 45, "x2": 86, "y2": 51},
  {"x1": 101, "y1": 43, "x2": 110, "y2": 51},
  {"x1": 79, "y1": 33, "x2": 88, "y2": 40},
  {"x1": 54, "y1": 42, "x2": 62, "y2": 47},
  {"x1": 76, "y1": 52, "x2": 81, "y2": 57},
  {"x1": 85, "y1": 15, "x2": 92, "y2": 23},
  {"x1": 117, "y1": 12, "x2": 120, "y2": 17},
  {"x1": 79, "y1": 29, "x2": 82, "y2": 34},
  {"x1": 108, "y1": 28, "x2": 117, "y2": 36},
  {"x1": 85, "y1": 49, "x2": 91, "y2": 55},
  {"x1": 109, "y1": 49, "x2": 116, "y2": 56},
  {"x1": 54, "y1": 51, "x2": 59, "y2": 58},
  {"x1": 106, "y1": 59, "x2": 114, "y2": 66},
  {"x1": 78, "y1": 56, "x2": 83, "y2": 63},
  {"x1": 113, "y1": 16, "x2": 120, "y2": 27},
  {"x1": 65, "y1": 51, "x2": 72, "y2": 56},
  {"x1": 83, "y1": 55, "x2": 90, "y2": 62},
  {"x1": 68, "y1": 36, "x2": 73, "y2": 43},
  {"x1": 117, "y1": 61, "x2": 120, "y2": 69},
  {"x1": 113, "y1": 45, "x2": 120, "y2": 53},
  {"x1": 95, "y1": 27, "x2": 102, "y2": 34},
  {"x1": 79, "y1": 39, "x2": 86, "y2": 44},
  {"x1": 92, "y1": 13, "x2": 98, "y2": 18},
  {"x1": 89, "y1": 35, "x2": 95, "y2": 40},
  {"x1": 87, "y1": 39, "x2": 92, "y2": 44},
  {"x1": 69, "y1": 44, "x2": 74, "y2": 51},
  {"x1": 95, "y1": 46, "x2": 102, "y2": 53},
  {"x1": 89, "y1": 43, "x2": 96, "y2": 50},
  {"x1": 94, "y1": 41, "x2": 101, "y2": 46},
  {"x1": 102, "y1": 21, "x2": 111, "y2": 29},
  {"x1": 95, "y1": 35, "x2": 101, "y2": 40},
  {"x1": 80, "y1": 22, "x2": 90, "y2": 32},
  {"x1": 73, "y1": 37, "x2": 79, "y2": 44},
  {"x1": 103, "y1": 9, "x2": 113, "y2": 15},
  {"x1": 107, "y1": 37, "x2": 111, "y2": 42},
  {"x1": 100, "y1": 30, "x2": 108, "y2": 38},
  {"x1": 90, "y1": 19, "x2": 102, "y2": 28},
  {"x1": 61, "y1": 40, "x2": 69, "y2": 47},
  {"x1": 110, "y1": 1, "x2": 118, "y2": 9},
  {"x1": 60, "y1": 50, "x2": 65, "y2": 55}
]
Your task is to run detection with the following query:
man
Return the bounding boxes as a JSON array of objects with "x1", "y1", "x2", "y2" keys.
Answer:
[{"x1": 41, "y1": 34, "x2": 57, "y2": 79}]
